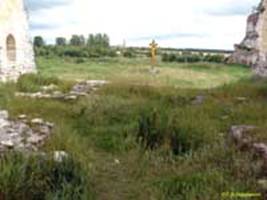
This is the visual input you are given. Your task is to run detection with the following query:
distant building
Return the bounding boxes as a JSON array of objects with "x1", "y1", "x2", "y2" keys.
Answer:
[{"x1": 0, "y1": 0, "x2": 36, "y2": 82}]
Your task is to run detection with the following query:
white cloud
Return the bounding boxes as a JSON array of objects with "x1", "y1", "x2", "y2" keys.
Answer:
[{"x1": 28, "y1": 0, "x2": 259, "y2": 49}]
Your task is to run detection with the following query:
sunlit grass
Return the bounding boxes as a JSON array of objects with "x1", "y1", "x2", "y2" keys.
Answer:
[{"x1": 37, "y1": 57, "x2": 250, "y2": 88}]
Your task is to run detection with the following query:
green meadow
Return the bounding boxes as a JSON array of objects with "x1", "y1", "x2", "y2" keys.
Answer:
[
  {"x1": 2, "y1": 56, "x2": 266, "y2": 200},
  {"x1": 37, "y1": 57, "x2": 249, "y2": 88}
]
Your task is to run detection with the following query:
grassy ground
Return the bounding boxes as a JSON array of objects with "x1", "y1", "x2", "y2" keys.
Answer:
[
  {"x1": 37, "y1": 57, "x2": 250, "y2": 88},
  {"x1": 1, "y1": 57, "x2": 266, "y2": 200}
]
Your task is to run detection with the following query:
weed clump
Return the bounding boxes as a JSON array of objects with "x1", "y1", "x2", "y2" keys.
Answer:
[
  {"x1": 16, "y1": 74, "x2": 72, "y2": 93},
  {"x1": 137, "y1": 109, "x2": 205, "y2": 155},
  {"x1": 17, "y1": 74, "x2": 60, "y2": 92},
  {"x1": 0, "y1": 153, "x2": 91, "y2": 200},
  {"x1": 137, "y1": 109, "x2": 165, "y2": 149}
]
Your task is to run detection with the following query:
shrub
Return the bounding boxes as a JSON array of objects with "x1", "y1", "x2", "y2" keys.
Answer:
[
  {"x1": 34, "y1": 47, "x2": 50, "y2": 57},
  {"x1": 177, "y1": 55, "x2": 202, "y2": 63},
  {"x1": 106, "y1": 49, "x2": 117, "y2": 57},
  {"x1": 162, "y1": 53, "x2": 225, "y2": 63},
  {"x1": 169, "y1": 54, "x2": 178, "y2": 62},
  {"x1": 162, "y1": 53, "x2": 202, "y2": 63},
  {"x1": 162, "y1": 53, "x2": 169, "y2": 62},
  {"x1": 63, "y1": 47, "x2": 88, "y2": 58},
  {"x1": 204, "y1": 54, "x2": 225, "y2": 63},
  {"x1": 162, "y1": 53, "x2": 177, "y2": 62},
  {"x1": 34, "y1": 45, "x2": 117, "y2": 59},
  {"x1": 75, "y1": 58, "x2": 87, "y2": 64},
  {"x1": 123, "y1": 49, "x2": 136, "y2": 58}
]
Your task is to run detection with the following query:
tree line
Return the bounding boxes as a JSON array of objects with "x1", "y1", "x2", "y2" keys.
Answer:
[
  {"x1": 33, "y1": 33, "x2": 110, "y2": 48},
  {"x1": 33, "y1": 34, "x2": 227, "y2": 64},
  {"x1": 33, "y1": 34, "x2": 117, "y2": 59}
]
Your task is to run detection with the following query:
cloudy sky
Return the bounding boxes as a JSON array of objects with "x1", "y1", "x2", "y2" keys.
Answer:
[{"x1": 25, "y1": 0, "x2": 259, "y2": 50}]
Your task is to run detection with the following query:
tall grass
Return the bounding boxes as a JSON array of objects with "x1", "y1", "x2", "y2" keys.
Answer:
[
  {"x1": 0, "y1": 153, "x2": 92, "y2": 200},
  {"x1": 0, "y1": 67, "x2": 264, "y2": 199}
]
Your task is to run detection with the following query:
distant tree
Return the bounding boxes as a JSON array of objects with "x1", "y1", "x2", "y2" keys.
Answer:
[
  {"x1": 79, "y1": 35, "x2": 86, "y2": 46},
  {"x1": 94, "y1": 33, "x2": 102, "y2": 47},
  {"x1": 70, "y1": 35, "x2": 79, "y2": 46},
  {"x1": 56, "y1": 37, "x2": 67, "y2": 46},
  {"x1": 70, "y1": 35, "x2": 86, "y2": 46},
  {"x1": 87, "y1": 34, "x2": 95, "y2": 47},
  {"x1": 34, "y1": 36, "x2": 45, "y2": 47},
  {"x1": 87, "y1": 33, "x2": 110, "y2": 48},
  {"x1": 102, "y1": 34, "x2": 110, "y2": 48}
]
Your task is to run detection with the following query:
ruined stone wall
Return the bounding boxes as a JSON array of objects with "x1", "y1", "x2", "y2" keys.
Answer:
[
  {"x1": 230, "y1": 0, "x2": 267, "y2": 76},
  {"x1": 259, "y1": 0, "x2": 267, "y2": 51},
  {"x1": 0, "y1": 0, "x2": 36, "y2": 82},
  {"x1": 253, "y1": 0, "x2": 267, "y2": 76},
  {"x1": 231, "y1": 11, "x2": 261, "y2": 66}
]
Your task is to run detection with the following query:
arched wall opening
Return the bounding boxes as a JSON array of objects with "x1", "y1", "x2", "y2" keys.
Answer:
[{"x1": 6, "y1": 34, "x2": 16, "y2": 64}]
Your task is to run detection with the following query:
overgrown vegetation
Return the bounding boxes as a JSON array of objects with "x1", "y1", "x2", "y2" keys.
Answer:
[
  {"x1": 0, "y1": 153, "x2": 91, "y2": 200},
  {"x1": 16, "y1": 73, "x2": 72, "y2": 93},
  {"x1": 35, "y1": 56, "x2": 250, "y2": 88},
  {"x1": 0, "y1": 56, "x2": 265, "y2": 199},
  {"x1": 137, "y1": 109, "x2": 206, "y2": 155},
  {"x1": 35, "y1": 45, "x2": 118, "y2": 59},
  {"x1": 162, "y1": 52, "x2": 226, "y2": 63}
]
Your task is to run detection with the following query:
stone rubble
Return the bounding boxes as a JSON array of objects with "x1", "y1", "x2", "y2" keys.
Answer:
[
  {"x1": 0, "y1": 110, "x2": 53, "y2": 154},
  {"x1": 228, "y1": 125, "x2": 257, "y2": 149},
  {"x1": 228, "y1": 125, "x2": 267, "y2": 195},
  {"x1": 191, "y1": 95, "x2": 205, "y2": 105},
  {"x1": 228, "y1": 125, "x2": 267, "y2": 160},
  {"x1": 15, "y1": 80, "x2": 108, "y2": 101}
]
